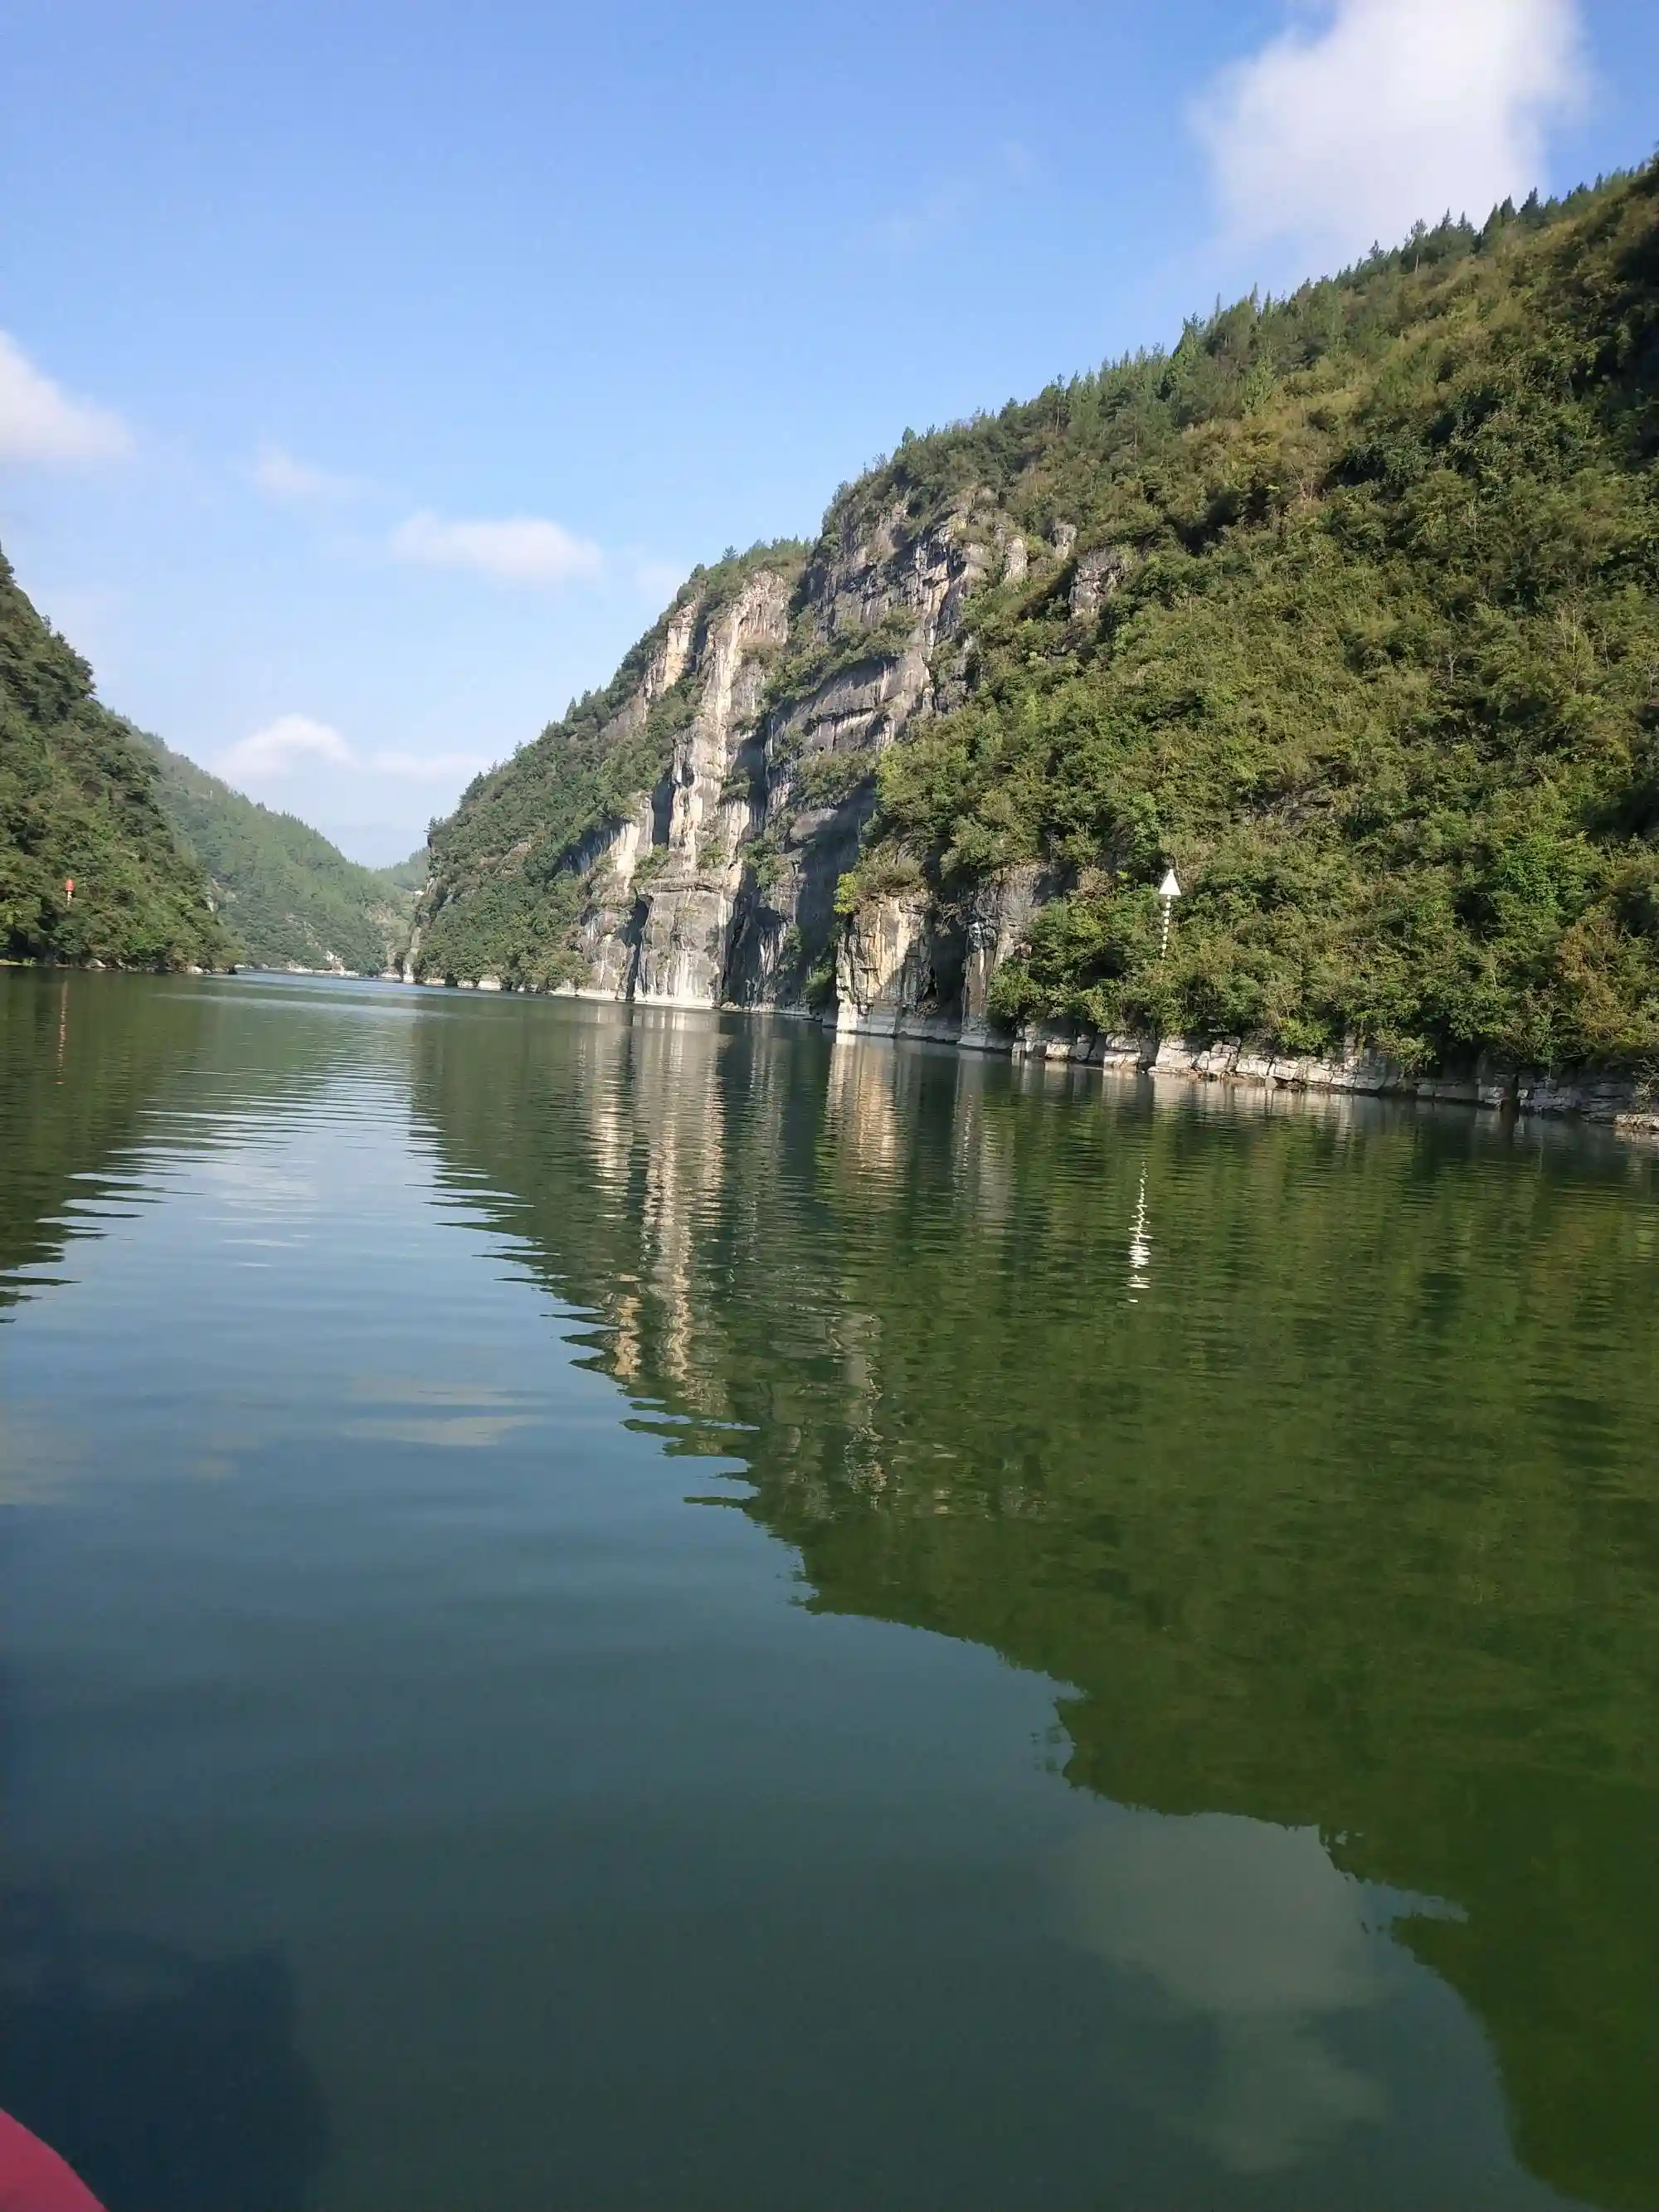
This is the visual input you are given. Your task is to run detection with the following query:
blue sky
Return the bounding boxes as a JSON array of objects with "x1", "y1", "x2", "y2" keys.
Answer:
[{"x1": 2, "y1": 0, "x2": 1655, "y2": 863}]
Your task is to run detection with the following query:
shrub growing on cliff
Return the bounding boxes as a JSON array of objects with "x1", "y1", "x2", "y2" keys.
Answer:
[{"x1": 849, "y1": 163, "x2": 1659, "y2": 1071}]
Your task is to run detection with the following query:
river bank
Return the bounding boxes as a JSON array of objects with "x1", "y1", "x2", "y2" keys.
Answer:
[{"x1": 401, "y1": 968, "x2": 1659, "y2": 1141}]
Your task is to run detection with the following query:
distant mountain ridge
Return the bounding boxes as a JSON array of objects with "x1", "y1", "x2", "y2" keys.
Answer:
[
  {"x1": 144, "y1": 738, "x2": 420, "y2": 975},
  {"x1": 0, "y1": 552, "x2": 231, "y2": 970}
]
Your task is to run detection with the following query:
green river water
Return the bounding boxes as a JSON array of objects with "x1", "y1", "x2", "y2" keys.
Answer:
[{"x1": 1, "y1": 970, "x2": 1655, "y2": 2210}]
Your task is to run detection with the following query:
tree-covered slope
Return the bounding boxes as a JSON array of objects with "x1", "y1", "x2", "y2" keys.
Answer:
[
  {"x1": 146, "y1": 737, "x2": 417, "y2": 974},
  {"x1": 0, "y1": 552, "x2": 232, "y2": 971},
  {"x1": 422, "y1": 163, "x2": 1659, "y2": 1081},
  {"x1": 847, "y1": 168, "x2": 1659, "y2": 1072},
  {"x1": 376, "y1": 848, "x2": 429, "y2": 894}
]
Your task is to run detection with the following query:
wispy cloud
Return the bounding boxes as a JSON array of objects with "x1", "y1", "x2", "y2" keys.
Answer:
[
  {"x1": 869, "y1": 143, "x2": 1034, "y2": 256},
  {"x1": 217, "y1": 715, "x2": 487, "y2": 792},
  {"x1": 220, "y1": 714, "x2": 353, "y2": 780},
  {"x1": 367, "y1": 747, "x2": 489, "y2": 783},
  {"x1": 249, "y1": 442, "x2": 375, "y2": 504},
  {"x1": 873, "y1": 181, "x2": 975, "y2": 254},
  {"x1": 389, "y1": 509, "x2": 604, "y2": 587},
  {"x1": 1193, "y1": 0, "x2": 1588, "y2": 262},
  {"x1": 0, "y1": 331, "x2": 133, "y2": 464}
]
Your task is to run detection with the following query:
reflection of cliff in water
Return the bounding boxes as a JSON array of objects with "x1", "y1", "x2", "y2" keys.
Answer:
[{"x1": 411, "y1": 999, "x2": 1659, "y2": 2212}]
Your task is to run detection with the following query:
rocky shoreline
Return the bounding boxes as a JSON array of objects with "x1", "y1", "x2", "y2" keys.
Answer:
[
  {"x1": 915, "y1": 1014, "x2": 1659, "y2": 1140},
  {"x1": 414, "y1": 965, "x2": 1659, "y2": 1140}
]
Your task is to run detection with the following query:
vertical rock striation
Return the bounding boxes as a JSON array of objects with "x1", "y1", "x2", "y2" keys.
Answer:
[
  {"x1": 410, "y1": 164, "x2": 1659, "y2": 1136},
  {"x1": 413, "y1": 488, "x2": 1037, "y2": 1023}
]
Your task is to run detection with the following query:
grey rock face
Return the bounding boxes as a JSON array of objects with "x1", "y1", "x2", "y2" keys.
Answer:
[
  {"x1": 1069, "y1": 544, "x2": 1129, "y2": 620},
  {"x1": 419, "y1": 484, "x2": 1658, "y2": 1145},
  {"x1": 511, "y1": 487, "x2": 1021, "y2": 1017}
]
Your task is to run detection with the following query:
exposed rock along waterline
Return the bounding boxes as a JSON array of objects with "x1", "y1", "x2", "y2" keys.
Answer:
[
  {"x1": 408, "y1": 170, "x2": 1659, "y2": 1138},
  {"x1": 402, "y1": 488, "x2": 1657, "y2": 1137}
]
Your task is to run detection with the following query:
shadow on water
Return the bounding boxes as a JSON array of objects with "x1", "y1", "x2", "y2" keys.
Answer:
[
  {"x1": 407, "y1": 994, "x2": 1659, "y2": 2212},
  {"x1": 0, "y1": 1888, "x2": 328, "y2": 2212}
]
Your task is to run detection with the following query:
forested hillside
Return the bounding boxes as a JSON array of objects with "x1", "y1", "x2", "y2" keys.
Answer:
[
  {"x1": 0, "y1": 552, "x2": 231, "y2": 971},
  {"x1": 147, "y1": 738, "x2": 418, "y2": 974},
  {"x1": 847, "y1": 166, "x2": 1659, "y2": 1074},
  {"x1": 418, "y1": 163, "x2": 1659, "y2": 1083}
]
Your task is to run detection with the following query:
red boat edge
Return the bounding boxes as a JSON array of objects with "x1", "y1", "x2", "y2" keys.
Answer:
[{"x1": 0, "y1": 2114, "x2": 105, "y2": 2212}]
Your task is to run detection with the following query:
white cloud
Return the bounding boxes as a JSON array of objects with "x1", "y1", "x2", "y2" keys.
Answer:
[
  {"x1": 1059, "y1": 1814, "x2": 1403, "y2": 2171},
  {"x1": 249, "y1": 442, "x2": 373, "y2": 504},
  {"x1": 1193, "y1": 0, "x2": 1588, "y2": 261},
  {"x1": 220, "y1": 714, "x2": 353, "y2": 780},
  {"x1": 0, "y1": 331, "x2": 134, "y2": 464},
  {"x1": 389, "y1": 509, "x2": 604, "y2": 587},
  {"x1": 368, "y1": 748, "x2": 489, "y2": 783},
  {"x1": 216, "y1": 717, "x2": 488, "y2": 795}
]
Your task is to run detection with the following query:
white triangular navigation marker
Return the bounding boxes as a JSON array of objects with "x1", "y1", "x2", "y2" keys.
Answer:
[{"x1": 1156, "y1": 866, "x2": 1181, "y2": 957}]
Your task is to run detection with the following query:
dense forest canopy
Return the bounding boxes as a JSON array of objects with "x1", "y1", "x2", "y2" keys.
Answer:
[
  {"x1": 0, "y1": 553, "x2": 231, "y2": 971},
  {"x1": 146, "y1": 737, "x2": 418, "y2": 975},
  {"x1": 846, "y1": 169, "x2": 1659, "y2": 1072},
  {"x1": 421, "y1": 164, "x2": 1659, "y2": 1080}
]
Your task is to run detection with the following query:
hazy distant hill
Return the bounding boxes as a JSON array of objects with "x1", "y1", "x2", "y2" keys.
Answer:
[
  {"x1": 376, "y1": 848, "x2": 429, "y2": 895},
  {"x1": 0, "y1": 551, "x2": 231, "y2": 971},
  {"x1": 146, "y1": 739, "x2": 420, "y2": 975}
]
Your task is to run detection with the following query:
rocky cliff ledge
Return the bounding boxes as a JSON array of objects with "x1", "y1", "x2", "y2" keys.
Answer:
[
  {"x1": 411, "y1": 488, "x2": 1029, "y2": 1021},
  {"x1": 411, "y1": 167, "x2": 1659, "y2": 1139},
  {"x1": 407, "y1": 477, "x2": 1659, "y2": 1139}
]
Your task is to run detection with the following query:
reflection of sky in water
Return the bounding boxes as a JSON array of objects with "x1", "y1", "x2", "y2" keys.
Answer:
[
  {"x1": 0, "y1": 979, "x2": 1630, "y2": 2210},
  {"x1": 1060, "y1": 1813, "x2": 1460, "y2": 2172}
]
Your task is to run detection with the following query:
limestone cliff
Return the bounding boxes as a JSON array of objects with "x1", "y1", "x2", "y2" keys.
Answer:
[
  {"x1": 414, "y1": 164, "x2": 1659, "y2": 1135},
  {"x1": 411, "y1": 489, "x2": 1030, "y2": 1018}
]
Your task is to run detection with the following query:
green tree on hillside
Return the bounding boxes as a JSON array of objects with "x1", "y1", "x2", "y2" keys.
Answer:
[
  {"x1": 844, "y1": 165, "x2": 1659, "y2": 1073},
  {"x1": 0, "y1": 554, "x2": 231, "y2": 971},
  {"x1": 146, "y1": 737, "x2": 418, "y2": 974}
]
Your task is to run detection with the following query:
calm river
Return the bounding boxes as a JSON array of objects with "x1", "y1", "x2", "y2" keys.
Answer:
[{"x1": 2, "y1": 970, "x2": 1655, "y2": 2212}]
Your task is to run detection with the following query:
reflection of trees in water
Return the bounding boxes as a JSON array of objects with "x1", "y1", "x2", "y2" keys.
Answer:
[
  {"x1": 0, "y1": 1889, "x2": 328, "y2": 2212},
  {"x1": 412, "y1": 998, "x2": 1659, "y2": 2212},
  {"x1": 0, "y1": 977, "x2": 202, "y2": 1312},
  {"x1": 0, "y1": 972, "x2": 409, "y2": 1320}
]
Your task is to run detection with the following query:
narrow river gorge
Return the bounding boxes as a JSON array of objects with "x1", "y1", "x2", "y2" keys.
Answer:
[{"x1": 2, "y1": 970, "x2": 1655, "y2": 2211}]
